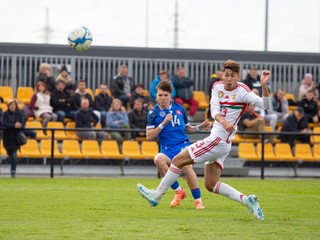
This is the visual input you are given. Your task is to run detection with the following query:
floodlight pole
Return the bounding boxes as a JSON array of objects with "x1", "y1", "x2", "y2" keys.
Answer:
[{"x1": 264, "y1": 0, "x2": 269, "y2": 51}]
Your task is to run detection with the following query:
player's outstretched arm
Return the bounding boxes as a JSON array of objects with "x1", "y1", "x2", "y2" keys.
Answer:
[
  {"x1": 260, "y1": 70, "x2": 271, "y2": 97},
  {"x1": 186, "y1": 119, "x2": 212, "y2": 134}
]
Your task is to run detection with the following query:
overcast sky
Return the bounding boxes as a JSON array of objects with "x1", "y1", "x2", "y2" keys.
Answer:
[{"x1": 1, "y1": 0, "x2": 319, "y2": 52}]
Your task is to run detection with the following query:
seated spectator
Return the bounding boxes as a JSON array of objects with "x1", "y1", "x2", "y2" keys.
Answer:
[
  {"x1": 238, "y1": 103, "x2": 265, "y2": 139},
  {"x1": 252, "y1": 88, "x2": 278, "y2": 130},
  {"x1": 93, "y1": 84, "x2": 112, "y2": 128},
  {"x1": 242, "y1": 67, "x2": 262, "y2": 96},
  {"x1": 147, "y1": 101, "x2": 155, "y2": 110},
  {"x1": 207, "y1": 70, "x2": 223, "y2": 119},
  {"x1": 129, "y1": 84, "x2": 152, "y2": 109},
  {"x1": 280, "y1": 107, "x2": 311, "y2": 147},
  {"x1": 35, "y1": 63, "x2": 56, "y2": 93},
  {"x1": 29, "y1": 82, "x2": 58, "y2": 128},
  {"x1": 75, "y1": 98, "x2": 107, "y2": 142},
  {"x1": 128, "y1": 98, "x2": 148, "y2": 139},
  {"x1": 56, "y1": 65, "x2": 75, "y2": 93},
  {"x1": 298, "y1": 73, "x2": 319, "y2": 100},
  {"x1": 298, "y1": 90, "x2": 319, "y2": 124},
  {"x1": 271, "y1": 89, "x2": 289, "y2": 123},
  {"x1": 110, "y1": 65, "x2": 134, "y2": 107},
  {"x1": 50, "y1": 80, "x2": 75, "y2": 123},
  {"x1": 171, "y1": 67, "x2": 199, "y2": 121},
  {"x1": 106, "y1": 99, "x2": 131, "y2": 145},
  {"x1": 150, "y1": 70, "x2": 176, "y2": 100}
]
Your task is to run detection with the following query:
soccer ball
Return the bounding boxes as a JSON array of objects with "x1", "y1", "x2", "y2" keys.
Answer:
[{"x1": 68, "y1": 26, "x2": 93, "y2": 52}]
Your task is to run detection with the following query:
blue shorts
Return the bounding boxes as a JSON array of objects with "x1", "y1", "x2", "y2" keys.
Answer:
[{"x1": 160, "y1": 141, "x2": 190, "y2": 161}]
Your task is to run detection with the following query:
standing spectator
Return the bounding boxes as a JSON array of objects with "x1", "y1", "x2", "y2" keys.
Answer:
[
  {"x1": 298, "y1": 90, "x2": 319, "y2": 123},
  {"x1": 299, "y1": 73, "x2": 319, "y2": 100},
  {"x1": 75, "y1": 98, "x2": 107, "y2": 141},
  {"x1": 171, "y1": 67, "x2": 199, "y2": 121},
  {"x1": 207, "y1": 70, "x2": 223, "y2": 119},
  {"x1": 50, "y1": 80, "x2": 75, "y2": 122},
  {"x1": 110, "y1": 65, "x2": 134, "y2": 107},
  {"x1": 129, "y1": 84, "x2": 152, "y2": 109},
  {"x1": 2, "y1": 99, "x2": 25, "y2": 178},
  {"x1": 35, "y1": 63, "x2": 56, "y2": 93},
  {"x1": 150, "y1": 70, "x2": 176, "y2": 100},
  {"x1": 128, "y1": 98, "x2": 148, "y2": 139},
  {"x1": 93, "y1": 84, "x2": 112, "y2": 128},
  {"x1": 242, "y1": 67, "x2": 262, "y2": 96},
  {"x1": 280, "y1": 107, "x2": 311, "y2": 147},
  {"x1": 271, "y1": 89, "x2": 289, "y2": 123},
  {"x1": 29, "y1": 82, "x2": 58, "y2": 128},
  {"x1": 56, "y1": 65, "x2": 75, "y2": 93},
  {"x1": 106, "y1": 99, "x2": 131, "y2": 145}
]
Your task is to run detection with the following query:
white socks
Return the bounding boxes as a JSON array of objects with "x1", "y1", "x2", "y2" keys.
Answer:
[
  {"x1": 156, "y1": 164, "x2": 182, "y2": 196},
  {"x1": 213, "y1": 181, "x2": 247, "y2": 205}
]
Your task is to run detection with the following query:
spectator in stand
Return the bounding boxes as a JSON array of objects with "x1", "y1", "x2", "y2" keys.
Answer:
[
  {"x1": 75, "y1": 98, "x2": 107, "y2": 142},
  {"x1": 298, "y1": 90, "x2": 319, "y2": 124},
  {"x1": 93, "y1": 84, "x2": 112, "y2": 128},
  {"x1": 252, "y1": 88, "x2": 278, "y2": 130},
  {"x1": 299, "y1": 73, "x2": 319, "y2": 100},
  {"x1": 207, "y1": 70, "x2": 223, "y2": 119},
  {"x1": 171, "y1": 67, "x2": 199, "y2": 121},
  {"x1": 128, "y1": 98, "x2": 148, "y2": 139},
  {"x1": 56, "y1": 65, "x2": 75, "y2": 93},
  {"x1": 110, "y1": 65, "x2": 134, "y2": 107},
  {"x1": 35, "y1": 63, "x2": 56, "y2": 93},
  {"x1": 50, "y1": 80, "x2": 75, "y2": 123},
  {"x1": 129, "y1": 84, "x2": 152, "y2": 109},
  {"x1": 238, "y1": 103, "x2": 265, "y2": 139},
  {"x1": 106, "y1": 98, "x2": 131, "y2": 145},
  {"x1": 242, "y1": 67, "x2": 262, "y2": 96},
  {"x1": 271, "y1": 89, "x2": 289, "y2": 123},
  {"x1": 29, "y1": 82, "x2": 58, "y2": 128},
  {"x1": 147, "y1": 101, "x2": 155, "y2": 110},
  {"x1": 150, "y1": 70, "x2": 176, "y2": 100},
  {"x1": 2, "y1": 99, "x2": 25, "y2": 178},
  {"x1": 280, "y1": 107, "x2": 310, "y2": 147}
]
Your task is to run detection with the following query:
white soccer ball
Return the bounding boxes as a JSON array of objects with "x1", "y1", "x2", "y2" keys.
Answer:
[{"x1": 68, "y1": 26, "x2": 93, "y2": 52}]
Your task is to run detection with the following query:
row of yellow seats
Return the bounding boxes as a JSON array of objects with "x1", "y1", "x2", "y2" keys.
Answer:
[
  {"x1": 238, "y1": 142, "x2": 320, "y2": 162},
  {"x1": 12, "y1": 139, "x2": 158, "y2": 160}
]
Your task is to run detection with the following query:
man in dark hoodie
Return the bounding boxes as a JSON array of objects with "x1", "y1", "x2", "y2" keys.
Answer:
[
  {"x1": 242, "y1": 67, "x2": 262, "y2": 96},
  {"x1": 93, "y1": 84, "x2": 112, "y2": 128}
]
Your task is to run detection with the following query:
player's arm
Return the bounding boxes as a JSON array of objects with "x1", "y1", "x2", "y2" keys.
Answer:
[
  {"x1": 186, "y1": 119, "x2": 212, "y2": 133},
  {"x1": 146, "y1": 113, "x2": 172, "y2": 141}
]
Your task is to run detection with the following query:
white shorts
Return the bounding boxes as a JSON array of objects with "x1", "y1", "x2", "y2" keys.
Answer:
[{"x1": 187, "y1": 134, "x2": 231, "y2": 170}]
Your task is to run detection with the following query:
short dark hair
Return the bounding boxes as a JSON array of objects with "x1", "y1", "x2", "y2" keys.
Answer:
[
  {"x1": 56, "y1": 80, "x2": 65, "y2": 85},
  {"x1": 156, "y1": 80, "x2": 172, "y2": 93},
  {"x1": 223, "y1": 59, "x2": 240, "y2": 74}
]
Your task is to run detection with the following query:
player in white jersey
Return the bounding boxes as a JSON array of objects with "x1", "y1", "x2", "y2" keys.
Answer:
[{"x1": 137, "y1": 60, "x2": 271, "y2": 220}]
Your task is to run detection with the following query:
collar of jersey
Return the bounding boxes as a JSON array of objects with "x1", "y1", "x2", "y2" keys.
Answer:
[{"x1": 158, "y1": 102, "x2": 172, "y2": 110}]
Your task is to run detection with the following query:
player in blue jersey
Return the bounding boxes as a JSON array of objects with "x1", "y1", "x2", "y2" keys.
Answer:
[{"x1": 146, "y1": 80, "x2": 211, "y2": 209}]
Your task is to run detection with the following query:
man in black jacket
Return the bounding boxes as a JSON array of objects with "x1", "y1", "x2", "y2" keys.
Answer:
[
  {"x1": 128, "y1": 98, "x2": 147, "y2": 139},
  {"x1": 50, "y1": 80, "x2": 75, "y2": 122},
  {"x1": 93, "y1": 84, "x2": 112, "y2": 128}
]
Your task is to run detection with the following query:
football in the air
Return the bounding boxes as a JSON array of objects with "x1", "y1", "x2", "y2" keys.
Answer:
[{"x1": 68, "y1": 26, "x2": 93, "y2": 52}]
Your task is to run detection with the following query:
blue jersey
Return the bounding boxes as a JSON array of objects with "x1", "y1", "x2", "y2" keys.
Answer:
[{"x1": 146, "y1": 102, "x2": 190, "y2": 150}]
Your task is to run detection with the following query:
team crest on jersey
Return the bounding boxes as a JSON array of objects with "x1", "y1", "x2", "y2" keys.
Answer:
[
  {"x1": 175, "y1": 110, "x2": 182, "y2": 115},
  {"x1": 148, "y1": 110, "x2": 153, "y2": 115},
  {"x1": 232, "y1": 93, "x2": 237, "y2": 100},
  {"x1": 159, "y1": 111, "x2": 166, "y2": 117},
  {"x1": 218, "y1": 91, "x2": 224, "y2": 98}
]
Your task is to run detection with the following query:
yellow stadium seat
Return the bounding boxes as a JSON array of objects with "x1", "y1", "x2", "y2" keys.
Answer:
[
  {"x1": 40, "y1": 140, "x2": 63, "y2": 158},
  {"x1": 101, "y1": 140, "x2": 123, "y2": 159},
  {"x1": 46, "y1": 122, "x2": 68, "y2": 140},
  {"x1": 0, "y1": 103, "x2": 8, "y2": 112},
  {"x1": 65, "y1": 122, "x2": 79, "y2": 140},
  {"x1": 141, "y1": 141, "x2": 159, "y2": 159},
  {"x1": 61, "y1": 140, "x2": 83, "y2": 159},
  {"x1": 0, "y1": 140, "x2": 7, "y2": 157},
  {"x1": 25, "y1": 121, "x2": 49, "y2": 140},
  {"x1": 285, "y1": 93, "x2": 295, "y2": 102},
  {"x1": 86, "y1": 88, "x2": 94, "y2": 99},
  {"x1": 274, "y1": 143, "x2": 298, "y2": 162},
  {"x1": 294, "y1": 143, "x2": 316, "y2": 162},
  {"x1": 94, "y1": 88, "x2": 111, "y2": 96},
  {"x1": 238, "y1": 143, "x2": 260, "y2": 161},
  {"x1": 256, "y1": 143, "x2": 277, "y2": 161},
  {"x1": 193, "y1": 91, "x2": 209, "y2": 109},
  {"x1": 81, "y1": 140, "x2": 103, "y2": 159},
  {"x1": 17, "y1": 87, "x2": 33, "y2": 104},
  {"x1": 122, "y1": 140, "x2": 142, "y2": 159},
  {"x1": 18, "y1": 139, "x2": 43, "y2": 158},
  {"x1": 0, "y1": 86, "x2": 13, "y2": 103},
  {"x1": 143, "y1": 89, "x2": 150, "y2": 97},
  {"x1": 312, "y1": 144, "x2": 320, "y2": 160},
  {"x1": 311, "y1": 127, "x2": 320, "y2": 144}
]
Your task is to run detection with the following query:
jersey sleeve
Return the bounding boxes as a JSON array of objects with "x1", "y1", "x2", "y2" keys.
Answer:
[
  {"x1": 146, "y1": 109, "x2": 156, "y2": 129},
  {"x1": 210, "y1": 85, "x2": 221, "y2": 119},
  {"x1": 242, "y1": 91, "x2": 271, "y2": 109},
  {"x1": 181, "y1": 106, "x2": 190, "y2": 126}
]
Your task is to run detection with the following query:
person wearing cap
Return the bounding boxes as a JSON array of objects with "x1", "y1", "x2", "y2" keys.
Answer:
[
  {"x1": 280, "y1": 107, "x2": 310, "y2": 147},
  {"x1": 150, "y1": 70, "x2": 176, "y2": 100},
  {"x1": 129, "y1": 83, "x2": 152, "y2": 109},
  {"x1": 2, "y1": 99, "x2": 25, "y2": 178},
  {"x1": 298, "y1": 73, "x2": 319, "y2": 100},
  {"x1": 56, "y1": 65, "x2": 75, "y2": 93}
]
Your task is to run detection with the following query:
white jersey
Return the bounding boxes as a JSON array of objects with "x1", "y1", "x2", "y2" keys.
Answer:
[{"x1": 210, "y1": 81, "x2": 270, "y2": 143}]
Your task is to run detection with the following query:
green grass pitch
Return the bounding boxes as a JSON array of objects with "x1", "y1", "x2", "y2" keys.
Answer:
[{"x1": 0, "y1": 178, "x2": 319, "y2": 240}]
